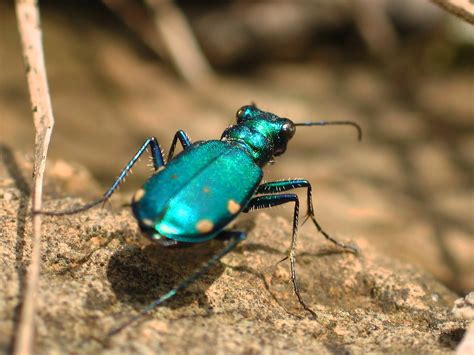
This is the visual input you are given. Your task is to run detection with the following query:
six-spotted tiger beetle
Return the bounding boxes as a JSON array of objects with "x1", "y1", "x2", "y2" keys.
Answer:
[{"x1": 36, "y1": 104, "x2": 362, "y2": 335}]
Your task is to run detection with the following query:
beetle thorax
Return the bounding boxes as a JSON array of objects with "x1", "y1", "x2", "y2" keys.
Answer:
[
  {"x1": 221, "y1": 124, "x2": 274, "y2": 166},
  {"x1": 221, "y1": 105, "x2": 296, "y2": 167}
]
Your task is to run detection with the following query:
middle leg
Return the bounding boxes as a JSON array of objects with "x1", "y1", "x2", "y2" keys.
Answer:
[{"x1": 167, "y1": 130, "x2": 192, "y2": 162}]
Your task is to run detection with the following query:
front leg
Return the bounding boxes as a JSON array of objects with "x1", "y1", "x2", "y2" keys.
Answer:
[
  {"x1": 255, "y1": 180, "x2": 358, "y2": 253},
  {"x1": 244, "y1": 193, "x2": 316, "y2": 318}
]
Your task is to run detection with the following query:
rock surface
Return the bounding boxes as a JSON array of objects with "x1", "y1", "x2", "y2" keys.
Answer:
[
  {"x1": 452, "y1": 293, "x2": 474, "y2": 355},
  {"x1": 0, "y1": 152, "x2": 469, "y2": 354}
]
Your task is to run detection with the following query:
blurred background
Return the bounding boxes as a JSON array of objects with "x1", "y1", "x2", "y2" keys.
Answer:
[{"x1": 1, "y1": 0, "x2": 472, "y2": 295}]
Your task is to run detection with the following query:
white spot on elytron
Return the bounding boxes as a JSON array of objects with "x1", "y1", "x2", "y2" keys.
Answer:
[
  {"x1": 227, "y1": 199, "x2": 240, "y2": 214},
  {"x1": 196, "y1": 219, "x2": 214, "y2": 233},
  {"x1": 133, "y1": 188, "x2": 145, "y2": 202},
  {"x1": 142, "y1": 218, "x2": 154, "y2": 227},
  {"x1": 152, "y1": 233, "x2": 162, "y2": 240}
]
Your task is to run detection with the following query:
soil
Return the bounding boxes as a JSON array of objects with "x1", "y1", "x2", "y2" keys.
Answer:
[{"x1": 0, "y1": 154, "x2": 469, "y2": 353}]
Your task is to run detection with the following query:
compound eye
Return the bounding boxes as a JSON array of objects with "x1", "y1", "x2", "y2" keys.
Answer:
[
  {"x1": 236, "y1": 107, "x2": 245, "y2": 120},
  {"x1": 281, "y1": 120, "x2": 296, "y2": 139}
]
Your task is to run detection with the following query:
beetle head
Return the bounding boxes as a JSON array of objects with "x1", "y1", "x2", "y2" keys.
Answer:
[
  {"x1": 224, "y1": 104, "x2": 361, "y2": 166},
  {"x1": 234, "y1": 104, "x2": 296, "y2": 156}
]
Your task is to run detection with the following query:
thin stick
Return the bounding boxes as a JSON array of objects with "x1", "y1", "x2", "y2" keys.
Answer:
[
  {"x1": 431, "y1": 0, "x2": 474, "y2": 24},
  {"x1": 14, "y1": 1, "x2": 55, "y2": 354},
  {"x1": 102, "y1": 0, "x2": 166, "y2": 58},
  {"x1": 144, "y1": 0, "x2": 214, "y2": 86},
  {"x1": 352, "y1": 0, "x2": 400, "y2": 60}
]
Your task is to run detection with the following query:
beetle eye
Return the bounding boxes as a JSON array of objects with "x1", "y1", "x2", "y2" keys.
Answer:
[
  {"x1": 236, "y1": 108, "x2": 245, "y2": 120},
  {"x1": 281, "y1": 120, "x2": 296, "y2": 139}
]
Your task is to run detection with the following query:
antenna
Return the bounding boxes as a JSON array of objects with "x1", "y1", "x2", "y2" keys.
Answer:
[{"x1": 294, "y1": 121, "x2": 362, "y2": 141}]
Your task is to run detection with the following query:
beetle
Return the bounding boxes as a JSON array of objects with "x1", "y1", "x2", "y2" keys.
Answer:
[{"x1": 38, "y1": 104, "x2": 361, "y2": 335}]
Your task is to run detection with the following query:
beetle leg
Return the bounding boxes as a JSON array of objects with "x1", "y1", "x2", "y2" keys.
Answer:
[
  {"x1": 167, "y1": 130, "x2": 192, "y2": 162},
  {"x1": 255, "y1": 180, "x2": 358, "y2": 254},
  {"x1": 35, "y1": 137, "x2": 165, "y2": 216},
  {"x1": 243, "y1": 193, "x2": 316, "y2": 319},
  {"x1": 108, "y1": 231, "x2": 247, "y2": 336}
]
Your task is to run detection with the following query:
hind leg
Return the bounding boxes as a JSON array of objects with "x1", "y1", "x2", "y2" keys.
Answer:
[{"x1": 35, "y1": 137, "x2": 165, "y2": 216}]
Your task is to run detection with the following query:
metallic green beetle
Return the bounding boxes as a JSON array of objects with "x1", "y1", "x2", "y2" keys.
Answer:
[{"x1": 39, "y1": 104, "x2": 361, "y2": 334}]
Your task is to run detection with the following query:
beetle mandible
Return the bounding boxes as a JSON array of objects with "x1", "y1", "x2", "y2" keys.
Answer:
[{"x1": 38, "y1": 104, "x2": 362, "y2": 335}]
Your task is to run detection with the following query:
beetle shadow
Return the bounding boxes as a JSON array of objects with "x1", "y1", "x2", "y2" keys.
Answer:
[
  {"x1": 225, "y1": 218, "x2": 284, "y2": 256},
  {"x1": 106, "y1": 237, "x2": 229, "y2": 311}
]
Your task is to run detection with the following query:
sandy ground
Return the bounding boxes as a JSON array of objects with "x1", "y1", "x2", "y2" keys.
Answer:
[{"x1": 0, "y1": 154, "x2": 470, "y2": 352}]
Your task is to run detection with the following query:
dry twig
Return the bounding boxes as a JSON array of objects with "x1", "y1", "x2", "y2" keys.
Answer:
[
  {"x1": 144, "y1": 0, "x2": 214, "y2": 86},
  {"x1": 431, "y1": 0, "x2": 474, "y2": 24},
  {"x1": 102, "y1": 0, "x2": 167, "y2": 58},
  {"x1": 352, "y1": 0, "x2": 400, "y2": 60},
  {"x1": 105, "y1": 0, "x2": 214, "y2": 85},
  {"x1": 14, "y1": 1, "x2": 55, "y2": 354}
]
